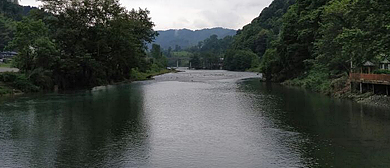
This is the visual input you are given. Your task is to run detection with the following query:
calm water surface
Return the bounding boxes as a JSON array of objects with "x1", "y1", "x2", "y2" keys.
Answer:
[{"x1": 1, "y1": 70, "x2": 390, "y2": 167}]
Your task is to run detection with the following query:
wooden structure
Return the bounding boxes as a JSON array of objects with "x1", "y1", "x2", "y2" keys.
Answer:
[
  {"x1": 350, "y1": 73, "x2": 390, "y2": 85},
  {"x1": 362, "y1": 61, "x2": 375, "y2": 74},
  {"x1": 350, "y1": 73, "x2": 390, "y2": 95}
]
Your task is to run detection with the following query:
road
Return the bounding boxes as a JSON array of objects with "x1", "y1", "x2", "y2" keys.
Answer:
[{"x1": 0, "y1": 67, "x2": 19, "y2": 72}]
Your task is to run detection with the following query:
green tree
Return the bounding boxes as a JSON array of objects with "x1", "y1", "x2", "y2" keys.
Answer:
[
  {"x1": 7, "y1": 18, "x2": 58, "y2": 73},
  {"x1": 190, "y1": 54, "x2": 201, "y2": 69},
  {"x1": 167, "y1": 46, "x2": 172, "y2": 57},
  {"x1": 151, "y1": 44, "x2": 162, "y2": 59},
  {"x1": 0, "y1": 15, "x2": 13, "y2": 51},
  {"x1": 224, "y1": 50, "x2": 257, "y2": 71},
  {"x1": 36, "y1": 0, "x2": 158, "y2": 89}
]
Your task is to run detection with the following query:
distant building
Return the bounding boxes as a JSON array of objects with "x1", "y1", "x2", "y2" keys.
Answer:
[
  {"x1": 380, "y1": 59, "x2": 390, "y2": 70},
  {"x1": 0, "y1": 51, "x2": 18, "y2": 59}
]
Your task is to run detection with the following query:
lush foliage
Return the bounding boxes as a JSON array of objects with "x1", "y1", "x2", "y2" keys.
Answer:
[
  {"x1": 188, "y1": 35, "x2": 234, "y2": 69},
  {"x1": 149, "y1": 44, "x2": 168, "y2": 68},
  {"x1": 0, "y1": 0, "x2": 35, "y2": 51},
  {"x1": 224, "y1": 50, "x2": 258, "y2": 71},
  {"x1": 373, "y1": 69, "x2": 390, "y2": 75},
  {"x1": 225, "y1": 0, "x2": 390, "y2": 94},
  {"x1": 225, "y1": 0, "x2": 295, "y2": 72},
  {"x1": 5, "y1": 0, "x2": 159, "y2": 90},
  {"x1": 0, "y1": 72, "x2": 39, "y2": 93},
  {"x1": 264, "y1": 0, "x2": 390, "y2": 84},
  {"x1": 232, "y1": 0, "x2": 295, "y2": 57}
]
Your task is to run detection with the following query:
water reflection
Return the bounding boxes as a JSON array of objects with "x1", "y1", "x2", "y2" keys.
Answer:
[
  {"x1": 0, "y1": 84, "x2": 150, "y2": 167},
  {"x1": 138, "y1": 79, "x2": 307, "y2": 167},
  {"x1": 238, "y1": 80, "x2": 390, "y2": 167},
  {"x1": 1, "y1": 71, "x2": 390, "y2": 168}
]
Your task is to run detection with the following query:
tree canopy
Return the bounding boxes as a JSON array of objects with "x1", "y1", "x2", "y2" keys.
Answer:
[{"x1": 6, "y1": 0, "x2": 159, "y2": 90}]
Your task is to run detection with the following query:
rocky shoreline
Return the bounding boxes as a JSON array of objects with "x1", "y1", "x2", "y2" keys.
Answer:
[
  {"x1": 280, "y1": 76, "x2": 390, "y2": 109},
  {"x1": 354, "y1": 94, "x2": 390, "y2": 109}
]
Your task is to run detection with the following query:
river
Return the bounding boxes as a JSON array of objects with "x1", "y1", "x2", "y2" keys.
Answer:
[{"x1": 1, "y1": 70, "x2": 390, "y2": 167}]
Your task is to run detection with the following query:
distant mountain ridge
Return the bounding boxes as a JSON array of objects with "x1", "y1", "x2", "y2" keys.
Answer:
[{"x1": 153, "y1": 27, "x2": 236, "y2": 50}]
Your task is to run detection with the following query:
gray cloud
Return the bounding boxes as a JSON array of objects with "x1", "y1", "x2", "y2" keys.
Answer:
[{"x1": 20, "y1": 0, "x2": 273, "y2": 30}]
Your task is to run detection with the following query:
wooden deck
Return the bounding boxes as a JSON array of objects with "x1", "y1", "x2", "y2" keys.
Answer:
[{"x1": 350, "y1": 73, "x2": 390, "y2": 85}]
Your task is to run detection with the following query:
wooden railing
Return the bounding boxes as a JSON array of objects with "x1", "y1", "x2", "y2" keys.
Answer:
[{"x1": 350, "y1": 73, "x2": 390, "y2": 84}]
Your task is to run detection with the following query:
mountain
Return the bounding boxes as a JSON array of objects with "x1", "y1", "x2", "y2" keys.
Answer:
[
  {"x1": 0, "y1": 0, "x2": 36, "y2": 50},
  {"x1": 231, "y1": 0, "x2": 295, "y2": 57},
  {"x1": 223, "y1": 0, "x2": 295, "y2": 72},
  {"x1": 152, "y1": 27, "x2": 236, "y2": 50},
  {"x1": 0, "y1": 0, "x2": 35, "y2": 20}
]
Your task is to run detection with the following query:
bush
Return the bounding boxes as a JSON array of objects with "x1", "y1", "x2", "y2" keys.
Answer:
[
  {"x1": 0, "y1": 72, "x2": 40, "y2": 92},
  {"x1": 373, "y1": 69, "x2": 390, "y2": 74},
  {"x1": 224, "y1": 49, "x2": 258, "y2": 71},
  {"x1": 283, "y1": 67, "x2": 332, "y2": 94},
  {"x1": 0, "y1": 86, "x2": 12, "y2": 95},
  {"x1": 130, "y1": 68, "x2": 149, "y2": 81}
]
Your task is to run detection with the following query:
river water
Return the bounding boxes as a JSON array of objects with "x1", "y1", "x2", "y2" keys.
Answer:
[{"x1": 1, "y1": 70, "x2": 390, "y2": 167}]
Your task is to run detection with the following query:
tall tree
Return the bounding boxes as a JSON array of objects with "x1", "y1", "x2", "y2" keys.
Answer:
[{"x1": 10, "y1": 0, "x2": 159, "y2": 89}]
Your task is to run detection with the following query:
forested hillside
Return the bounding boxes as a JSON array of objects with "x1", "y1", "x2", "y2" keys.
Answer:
[
  {"x1": 181, "y1": 0, "x2": 295, "y2": 71},
  {"x1": 153, "y1": 28, "x2": 236, "y2": 50},
  {"x1": 223, "y1": 0, "x2": 390, "y2": 95},
  {"x1": 210, "y1": 0, "x2": 294, "y2": 72},
  {"x1": 0, "y1": 0, "x2": 35, "y2": 51},
  {"x1": 231, "y1": 0, "x2": 295, "y2": 58}
]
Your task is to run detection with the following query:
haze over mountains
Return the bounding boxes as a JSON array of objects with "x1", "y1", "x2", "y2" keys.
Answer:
[{"x1": 152, "y1": 27, "x2": 236, "y2": 50}]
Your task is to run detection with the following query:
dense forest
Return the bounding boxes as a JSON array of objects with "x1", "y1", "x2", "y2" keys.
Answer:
[
  {"x1": 188, "y1": 0, "x2": 390, "y2": 95},
  {"x1": 1, "y1": 0, "x2": 167, "y2": 94},
  {"x1": 257, "y1": 0, "x2": 390, "y2": 94}
]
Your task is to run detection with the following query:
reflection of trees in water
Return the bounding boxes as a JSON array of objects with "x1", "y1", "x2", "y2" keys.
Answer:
[
  {"x1": 53, "y1": 84, "x2": 150, "y2": 167},
  {"x1": 238, "y1": 79, "x2": 390, "y2": 167},
  {"x1": 0, "y1": 84, "x2": 150, "y2": 167},
  {"x1": 235, "y1": 80, "x2": 310, "y2": 167}
]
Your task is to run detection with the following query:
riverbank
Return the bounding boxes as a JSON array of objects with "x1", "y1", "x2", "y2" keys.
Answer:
[
  {"x1": 0, "y1": 69, "x2": 179, "y2": 97},
  {"x1": 2, "y1": 70, "x2": 390, "y2": 168},
  {"x1": 0, "y1": 67, "x2": 19, "y2": 72},
  {"x1": 282, "y1": 73, "x2": 390, "y2": 108},
  {"x1": 342, "y1": 92, "x2": 390, "y2": 109}
]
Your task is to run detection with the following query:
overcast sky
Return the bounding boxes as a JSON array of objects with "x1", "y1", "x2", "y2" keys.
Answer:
[{"x1": 19, "y1": 0, "x2": 273, "y2": 30}]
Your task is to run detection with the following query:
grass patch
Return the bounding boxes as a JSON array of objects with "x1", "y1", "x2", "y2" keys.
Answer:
[
  {"x1": 130, "y1": 68, "x2": 174, "y2": 81},
  {"x1": 246, "y1": 66, "x2": 261, "y2": 72},
  {"x1": 283, "y1": 68, "x2": 332, "y2": 94},
  {"x1": 283, "y1": 68, "x2": 350, "y2": 96},
  {"x1": 0, "y1": 62, "x2": 12, "y2": 68}
]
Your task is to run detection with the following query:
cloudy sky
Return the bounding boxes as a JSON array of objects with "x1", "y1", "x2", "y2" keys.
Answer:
[{"x1": 19, "y1": 0, "x2": 273, "y2": 30}]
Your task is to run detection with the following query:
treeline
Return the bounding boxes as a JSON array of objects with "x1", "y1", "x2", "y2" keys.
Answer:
[
  {"x1": 1, "y1": 0, "x2": 166, "y2": 91},
  {"x1": 0, "y1": 0, "x2": 35, "y2": 51},
  {"x1": 187, "y1": 35, "x2": 233, "y2": 69},
  {"x1": 186, "y1": 0, "x2": 295, "y2": 71},
  {"x1": 196, "y1": 0, "x2": 390, "y2": 94},
  {"x1": 259, "y1": 0, "x2": 390, "y2": 93}
]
